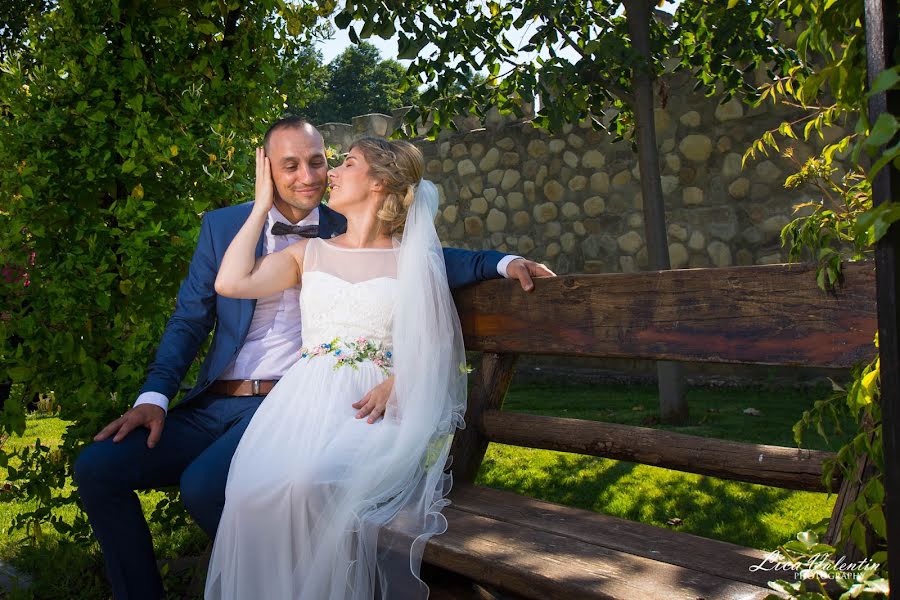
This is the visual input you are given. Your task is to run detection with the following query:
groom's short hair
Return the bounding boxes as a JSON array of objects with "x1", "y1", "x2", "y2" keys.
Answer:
[{"x1": 263, "y1": 115, "x2": 313, "y2": 152}]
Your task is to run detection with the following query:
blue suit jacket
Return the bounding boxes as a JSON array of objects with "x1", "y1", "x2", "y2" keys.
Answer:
[{"x1": 140, "y1": 202, "x2": 505, "y2": 405}]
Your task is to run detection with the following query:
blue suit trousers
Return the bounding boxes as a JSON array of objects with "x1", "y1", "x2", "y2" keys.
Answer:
[{"x1": 73, "y1": 394, "x2": 265, "y2": 600}]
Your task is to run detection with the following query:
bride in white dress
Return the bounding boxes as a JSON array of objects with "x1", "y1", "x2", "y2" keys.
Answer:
[{"x1": 205, "y1": 138, "x2": 466, "y2": 599}]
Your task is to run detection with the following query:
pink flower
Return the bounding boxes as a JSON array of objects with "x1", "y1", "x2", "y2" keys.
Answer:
[{"x1": 356, "y1": 336, "x2": 367, "y2": 344}]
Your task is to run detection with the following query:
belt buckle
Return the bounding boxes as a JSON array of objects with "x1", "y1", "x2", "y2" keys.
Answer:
[{"x1": 251, "y1": 379, "x2": 261, "y2": 395}]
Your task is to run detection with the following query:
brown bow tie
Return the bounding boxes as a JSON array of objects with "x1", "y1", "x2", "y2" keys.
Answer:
[{"x1": 270, "y1": 222, "x2": 319, "y2": 237}]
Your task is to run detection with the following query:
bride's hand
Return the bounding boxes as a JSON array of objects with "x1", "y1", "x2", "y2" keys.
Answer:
[{"x1": 254, "y1": 147, "x2": 275, "y2": 213}]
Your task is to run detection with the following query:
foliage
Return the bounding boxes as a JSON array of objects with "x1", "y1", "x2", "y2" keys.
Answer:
[
  {"x1": 300, "y1": 41, "x2": 420, "y2": 124},
  {"x1": 325, "y1": 0, "x2": 797, "y2": 140},
  {"x1": 698, "y1": 0, "x2": 898, "y2": 597},
  {"x1": 0, "y1": 0, "x2": 328, "y2": 545}
]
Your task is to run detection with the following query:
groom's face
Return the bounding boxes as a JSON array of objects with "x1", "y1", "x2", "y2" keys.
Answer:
[{"x1": 266, "y1": 125, "x2": 328, "y2": 219}]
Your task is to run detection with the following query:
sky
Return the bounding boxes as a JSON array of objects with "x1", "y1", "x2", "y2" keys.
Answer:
[{"x1": 316, "y1": 1, "x2": 682, "y2": 65}]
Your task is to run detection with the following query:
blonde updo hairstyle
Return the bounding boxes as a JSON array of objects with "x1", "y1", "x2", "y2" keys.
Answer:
[{"x1": 349, "y1": 137, "x2": 424, "y2": 236}]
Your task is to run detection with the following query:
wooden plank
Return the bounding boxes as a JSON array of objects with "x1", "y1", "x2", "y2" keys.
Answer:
[
  {"x1": 450, "y1": 353, "x2": 517, "y2": 484},
  {"x1": 453, "y1": 261, "x2": 877, "y2": 367},
  {"x1": 425, "y1": 506, "x2": 772, "y2": 600},
  {"x1": 448, "y1": 485, "x2": 775, "y2": 589},
  {"x1": 481, "y1": 410, "x2": 837, "y2": 492}
]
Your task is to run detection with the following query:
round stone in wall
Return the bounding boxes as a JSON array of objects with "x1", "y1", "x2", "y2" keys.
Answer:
[
  {"x1": 479, "y1": 148, "x2": 500, "y2": 171},
  {"x1": 545, "y1": 242, "x2": 561, "y2": 258},
  {"x1": 464, "y1": 216, "x2": 483, "y2": 236},
  {"x1": 721, "y1": 153, "x2": 743, "y2": 179},
  {"x1": 443, "y1": 159, "x2": 454, "y2": 173},
  {"x1": 682, "y1": 187, "x2": 705, "y2": 206},
  {"x1": 513, "y1": 211, "x2": 531, "y2": 229},
  {"x1": 533, "y1": 202, "x2": 559, "y2": 223},
  {"x1": 442, "y1": 205, "x2": 458, "y2": 224},
  {"x1": 518, "y1": 235, "x2": 536, "y2": 254},
  {"x1": 497, "y1": 137, "x2": 516, "y2": 150},
  {"x1": 617, "y1": 231, "x2": 644, "y2": 254},
  {"x1": 678, "y1": 134, "x2": 713, "y2": 162},
  {"x1": 561, "y1": 202, "x2": 581, "y2": 219},
  {"x1": 707, "y1": 240, "x2": 733, "y2": 267},
  {"x1": 507, "y1": 191, "x2": 525, "y2": 209},
  {"x1": 583, "y1": 150, "x2": 606, "y2": 170},
  {"x1": 612, "y1": 169, "x2": 632, "y2": 187},
  {"x1": 583, "y1": 196, "x2": 606, "y2": 217},
  {"x1": 469, "y1": 197, "x2": 488, "y2": 214},
  {"x1": 501, "y1": 169, "x2": 521, "y2": 191},
  {"x1": 679, "y1": 111, "x2": 701, "y2": 127},
  {"x1": 567, "y1": 133, "x2": 584, "y2": 148},
  {"x1": 714, "y1": 98, "x2": 744, "y2": 122},
  {"x1": 427, "y1": 159, "x2": 443, "y2": 174},
  {"x1": 728, "y1": 177, "x2": 750, "y2": 198},
  {"x1": 627, "y1": 213, "x2": 644, "y2": 229},
  {"x1": 544, "y1": 222, "x2": 562, "y2": 238},
  {"x1": 664, "y1": 153, "x2": 681, "y2": 173},
  {"x1": 620, "y1": 255, "x2": 636, "y2": 272},
  {"x1": 667, "y1": 223, "x2": 688, "y2": 242},
  {"x1": 451, "y1": 143, "x2": 468, "y2": 158},
  {"x1": 544, "y1": 180, "x2": 565, "y2": 203},
  {"x1": 458, "y1": 159, "x2": 477, "y2": 177},
  {"x1": 523, "y1": 182, "x2": 535, "y2": 202},
  {"x1": 660, "y1": 138, "x2": 676, "y2": 154},
  {"x1": 655, "y1": 108, "x2": 672, "y2": 136},
  {"x1": 527, "y1": 139, "x2": 548, "y2": 158},
  {"x1": 563, "y1": 151, "x2": 579, "y2": 169},
  {"x1": 483, "y1": 187, "x2": 498, "y2": 202},
  {"x1": 661, "y1": 175, "x2": 679, "y2": 195},
  {"x1": 573, "y1": 222, "x2": 587, "y2": 236},
  {"x1": 486, "y1": 208, "x2": 508, "y2": 232},
  {"x1": 487, "y1": 169, "x2": 504, "y2": 186},
  {"x1": 688, "y1": 230, "x2": 706, "y2": 251},
  {"x1": 502, "y1": 152, "x2": 520, "y2": 167},
  {"x1": 470, "y1": 143, "x2": 485, "y2": 160},
  {"x1": 717, "y1": 136, "x2": 733, "y2": 153},
  {"x1": 549, "y1": 139, "x2": 566, "y2": 154},
  {"x1": 590, "y1": 172, "x2": 610, "y2": 194},
  {"x1": 561, "y1": 232, "x2": 577, "y2": 252},
  {"x1": 669, "y1": 243, "x2": 689, "y2": 268},
  {"x1": 568, "y1": 175, "x2": 588, "y2": 191}
]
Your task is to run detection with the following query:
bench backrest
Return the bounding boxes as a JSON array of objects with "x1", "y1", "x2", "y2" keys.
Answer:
[{"x1": 449, "y1": 262, "x2": 877, "y2": 511}]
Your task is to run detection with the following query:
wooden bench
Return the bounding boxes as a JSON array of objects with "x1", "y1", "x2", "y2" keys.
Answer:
[{"x1": 420, "y1": 261, "x2": 877, "y2": 600}]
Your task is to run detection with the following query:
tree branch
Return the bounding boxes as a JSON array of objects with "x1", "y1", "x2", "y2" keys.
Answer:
[{"x1": 550, "y1": 22, "x2": 635, "y2": 105}]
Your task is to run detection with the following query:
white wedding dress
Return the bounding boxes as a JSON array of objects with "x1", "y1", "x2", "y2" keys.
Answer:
[{"x1": 206, "y1": 182, "x2": 467, "y2": 600}]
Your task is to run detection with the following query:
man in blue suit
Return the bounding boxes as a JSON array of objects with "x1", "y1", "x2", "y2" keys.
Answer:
[{"x1": 74, "y1": 116, "x2": 553, "y2": 599}]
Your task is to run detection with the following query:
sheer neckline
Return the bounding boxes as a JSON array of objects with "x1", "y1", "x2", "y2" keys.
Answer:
[{"x1": 321, "y1": 239, "x2": 400, "y2": 252}]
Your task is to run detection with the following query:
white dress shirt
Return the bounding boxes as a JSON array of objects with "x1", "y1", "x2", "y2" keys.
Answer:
[{"x1": 135, "y1": 206, "x2": 521, "y2": 413}]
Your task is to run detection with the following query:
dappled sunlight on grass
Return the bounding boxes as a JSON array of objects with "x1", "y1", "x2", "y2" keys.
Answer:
[{"x1": 477, "y1": 443, "x2": 834, "y2": 551}]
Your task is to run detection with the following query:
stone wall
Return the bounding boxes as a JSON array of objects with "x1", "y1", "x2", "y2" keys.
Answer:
[{"x1": 318, "y1": 71, "x2": 848, "y2": 275}]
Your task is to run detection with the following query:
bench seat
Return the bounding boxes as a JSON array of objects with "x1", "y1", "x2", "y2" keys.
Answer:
[{"x1": 425, "y1": 485, "x2": 774, "y2": 600}]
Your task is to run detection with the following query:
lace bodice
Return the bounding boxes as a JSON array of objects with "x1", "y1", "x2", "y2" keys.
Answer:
[{"x1": 299, "y1": 238, "x2": 398, "y2": 349}]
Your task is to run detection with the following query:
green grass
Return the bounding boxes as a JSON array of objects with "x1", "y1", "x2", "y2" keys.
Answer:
[
  {"x1": 475, "y1": 381, "x2": 843, "y2": 551},
  {"x1": 0, "y1": 380, "x2": 843, "y2": 597}
]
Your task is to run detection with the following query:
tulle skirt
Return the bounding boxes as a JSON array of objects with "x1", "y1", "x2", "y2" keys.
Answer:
[{"x1": 204, "y1": 354, "x2": 406, "y2": 600}]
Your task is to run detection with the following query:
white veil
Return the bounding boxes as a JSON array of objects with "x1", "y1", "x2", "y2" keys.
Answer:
[{"x1": 341, "y1": 179, "x2": 467, "y2": 598}]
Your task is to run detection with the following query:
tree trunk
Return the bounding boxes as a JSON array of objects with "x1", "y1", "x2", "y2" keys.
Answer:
[{"x1": 624, "y1": 0, "x2": 687, "y2": 424}]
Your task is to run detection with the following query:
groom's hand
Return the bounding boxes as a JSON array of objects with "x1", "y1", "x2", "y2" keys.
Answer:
[
  {"x1": 507, "y1": 258, "x2": 556, "y2": 292},
  {"x1": 94, "y1": 404, "x2": 166, "y2": 448},
  {"x1": 353, "y1": 377, "x2": 394, "y2": 424}
]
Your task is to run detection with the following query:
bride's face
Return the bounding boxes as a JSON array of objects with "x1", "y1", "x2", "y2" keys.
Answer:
[{"x1": 327, "y1": 148, "x2": 380, "y2": 212}]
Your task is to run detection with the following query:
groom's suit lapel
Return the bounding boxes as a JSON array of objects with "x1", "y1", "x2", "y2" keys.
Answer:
[
  {"x1": 317, "y1": 204, "x2": 347, "y2": 239},
  {"x1": 234, "y1": 208, "x2": 265, "y2": 340}
]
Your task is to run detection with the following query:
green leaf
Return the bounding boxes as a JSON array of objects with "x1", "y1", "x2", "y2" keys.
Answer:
[
  {"x1": 865, "y1": 113, "x2": 899, "y2": 149},
  {"x1": 868, "y1": 66, "x2": 900, "y2": 96},
  {"x1": 20, "y1": 184, "x2": 33, "y2": 198}
]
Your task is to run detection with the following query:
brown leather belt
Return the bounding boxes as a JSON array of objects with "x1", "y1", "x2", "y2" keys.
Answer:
[{"x1": 208, "y1": 379, "x2": 279, "y2": 397}]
